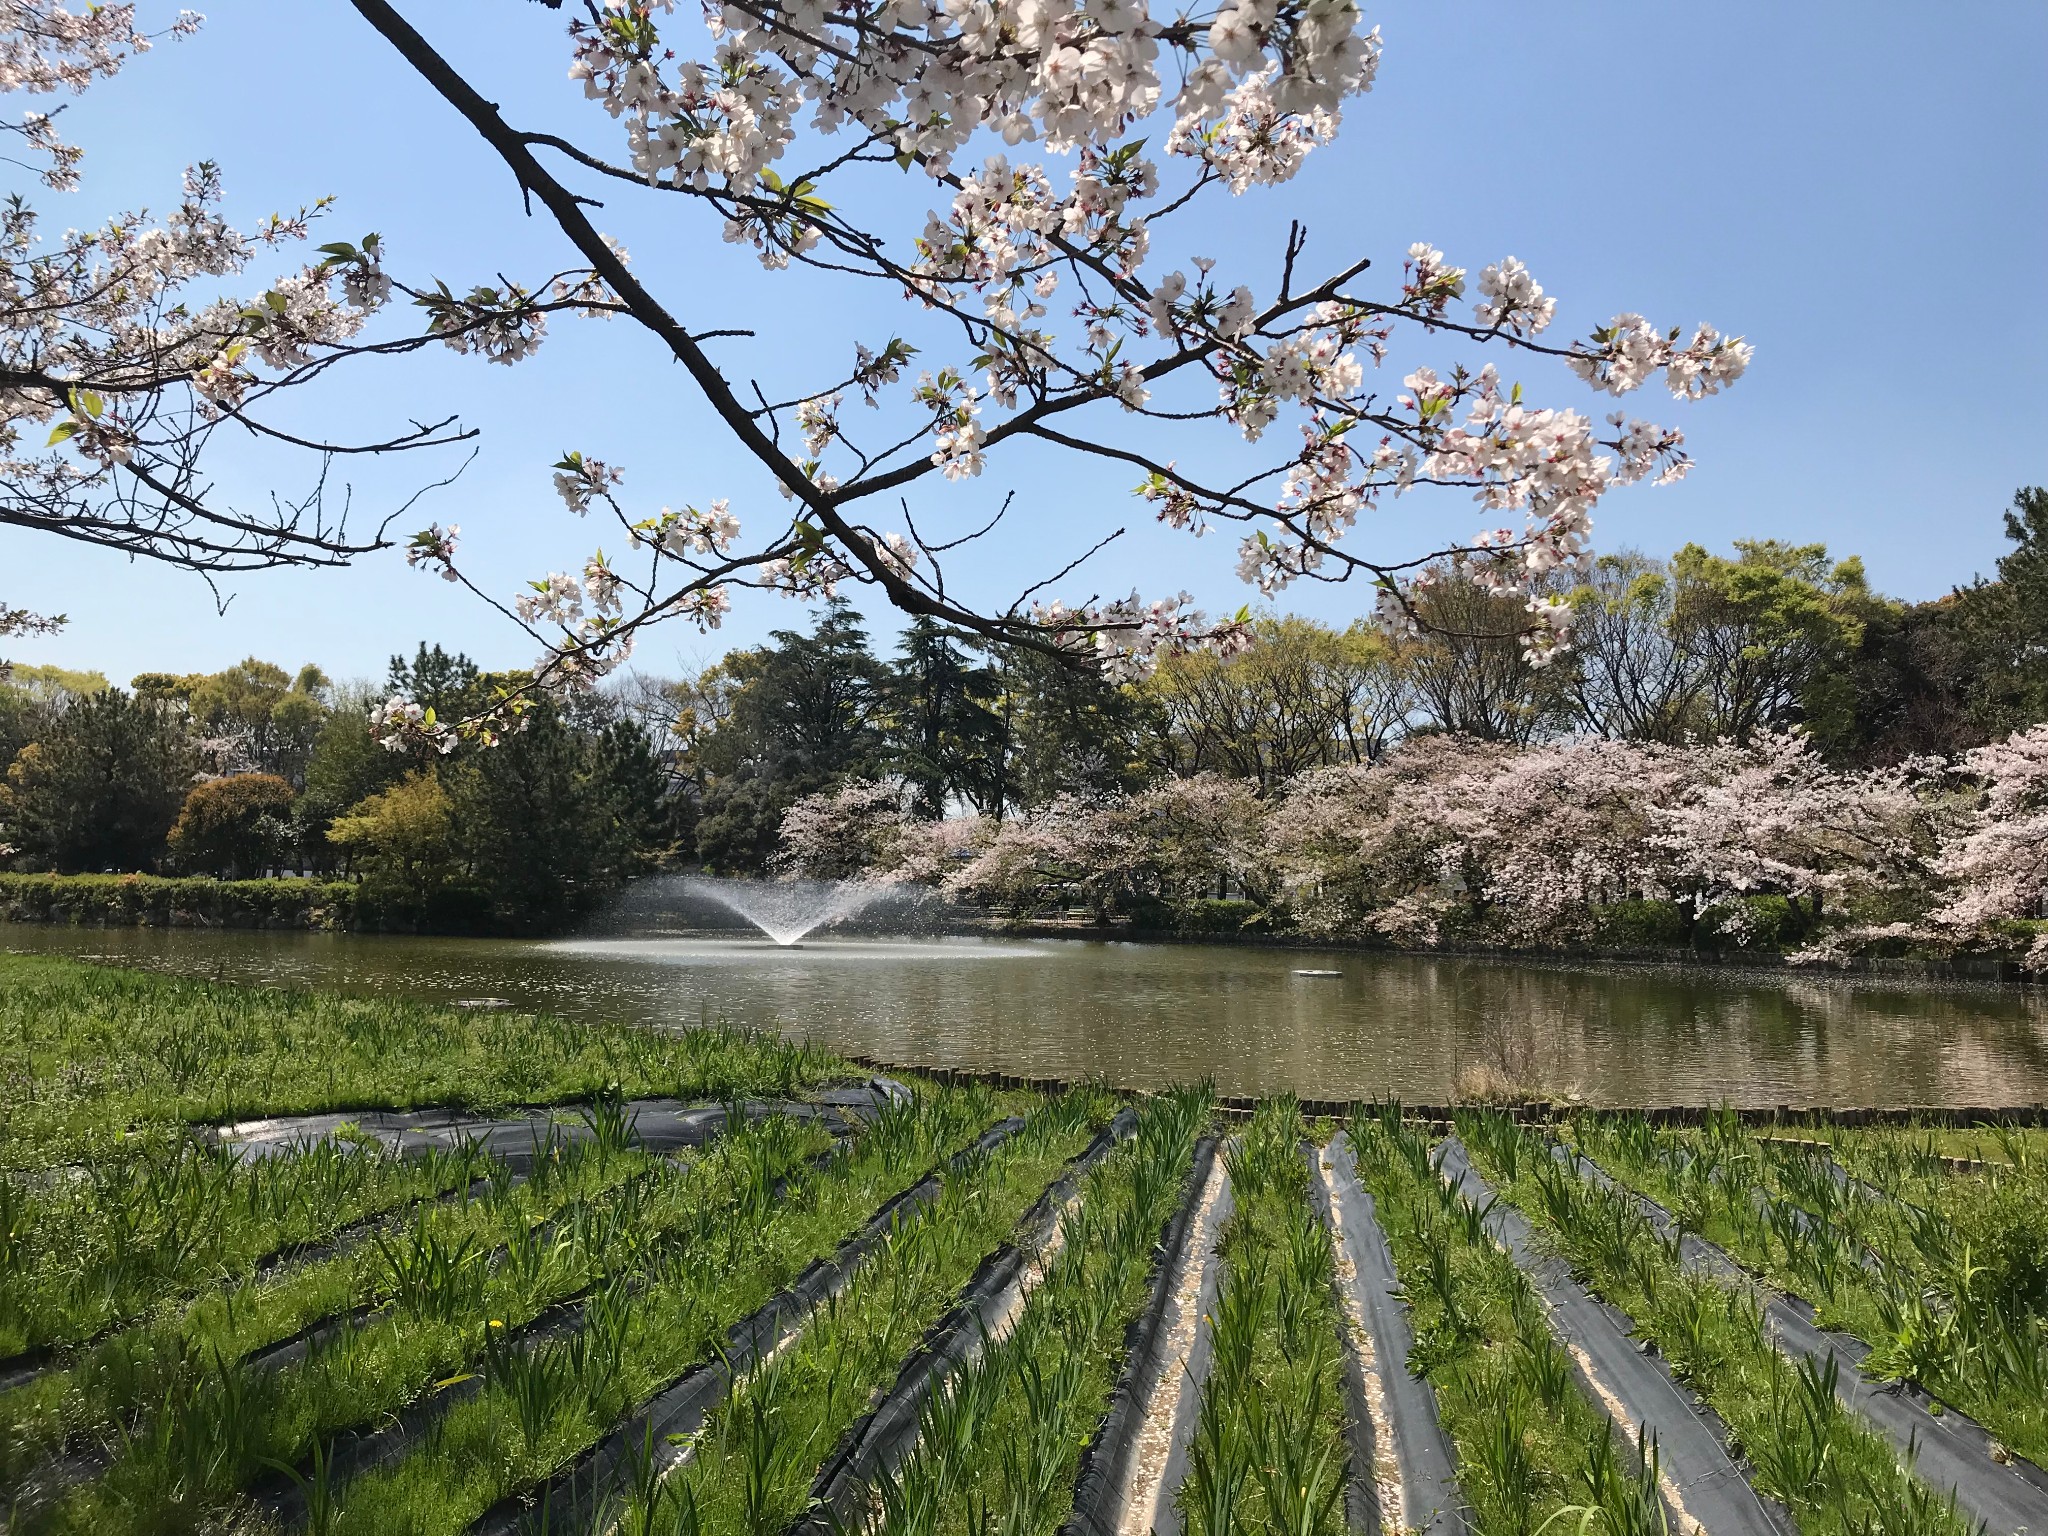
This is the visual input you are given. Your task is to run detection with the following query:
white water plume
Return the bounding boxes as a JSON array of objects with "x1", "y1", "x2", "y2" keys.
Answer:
[{"x1": 673, "y1": 875, "x2": 900, "y2": 946}]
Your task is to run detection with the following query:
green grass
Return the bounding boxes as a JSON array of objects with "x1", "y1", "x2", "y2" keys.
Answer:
[
  {"x1": 0, "y1": 1134, "x2": 487, "y2": 1360},
  {"x1": 0, "y1": 1117, "x2": 656, "y2": 1495},
  {"x1": 0, "y1": 953, "x2": 843, "y2": 1167},
  {"x1": 1460, "y1": 1110, "x2": 1975, "y2": 1536},
  {"x1": 21, "y1": 1107, "x2": 849, "y2": 1536},
  {"x1": 1345, "y1": 1108, "x2": 1665, "y2": 1535},
  {"x1": 868, "y1": 1085, "x2": 1213, "y2": 1536},
  {"x1": 1574, "y1": 1112, "x2": 2048, "y2": 1468},
  {"x1": 1785, "y1": 1120, "x2": 2048, "y2": 1174},
  {"x1": 1176, "y1": 1097, "x2": 1350, "y2": 1536},
  {"x1": 317, "y1": 1083, "x2": 1015, "y2": 1536},
  {"x1": 616, "y1": 1087, "x2": 1117, "y2": 1536}
]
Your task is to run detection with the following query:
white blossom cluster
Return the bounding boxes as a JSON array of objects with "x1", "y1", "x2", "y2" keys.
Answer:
[
  {"x1": 0, "y1": 2, "x2": 196, "y2": 95},
  {"x1": 1568, "y1": 314, "x2": 1753, "y2": 399},
  {"x1": 631, "y1": 498, "x2": 742, "y2": 558},
  {"x1": 421, "y1": 281, "x2": 548, "y2": 365},
  {"x1": 569, "y1": 0, "x2": 1380, "y2": 273},
  {"x1": 552, "y1": 451, "x2": 623, "y2": 515},
  {"x1": 374, "y1": 0, "x2": 1750, "y2": 723},
  {"x1": 403, "y1": 522, "x2": 461, "y2": 581},
  {"x1": 1031, "y1": 590, "x2": 1249, "y2": 681},
  {"x1": 5, "y1": 154, "x2": 383, "y2": 481},
  {"x1": 1472, "y1": 256, "x2": 1553, "y2": 337},
  {"x1": 370, "y1": 697, "x2": 460, "y2": 756}
]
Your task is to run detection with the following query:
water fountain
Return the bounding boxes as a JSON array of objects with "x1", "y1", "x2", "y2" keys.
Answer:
[{"x1": 670, "y1": 875, "x2": 903, "y2": 947}]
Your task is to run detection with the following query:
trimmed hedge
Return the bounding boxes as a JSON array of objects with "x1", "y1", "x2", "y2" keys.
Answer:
[{"x1": 0, "y1": 873, "x2": 356, "y2": 930}]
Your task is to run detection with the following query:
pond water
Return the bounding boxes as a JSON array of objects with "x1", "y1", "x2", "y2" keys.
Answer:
[{"x1": 4, "y1": 922, "x2": 2046, "y2": 1106}]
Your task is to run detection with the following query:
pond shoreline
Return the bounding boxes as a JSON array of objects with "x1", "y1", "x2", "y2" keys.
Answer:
[
  {"x1": 836, "y1": 1052, "x2": 2048, "y2": 1128},
  {"x1": 960, "y1": 917, "x2": 2037, "y2": 986},
  {"x1": 0, "y1": 895, "x2": 2033, "y2": 988}
]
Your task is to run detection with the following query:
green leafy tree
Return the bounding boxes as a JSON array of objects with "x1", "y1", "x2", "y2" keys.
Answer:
[
  {"x1": 693, "y1": 599, "x2": 886, "y2": 869},
  {"x1": 445, "y1": 706, "x2": 669, "y2": 926},
  {"x1": 1398, "y1": 569, "x2": 1571, "y2": 743},
  {"x1": 297, "y1": 682, "x2": 408, "y2": 868},
  {"x1": 1802, "y1": 487, "x2": 2048, "y2": 764},
  {"x1": 990, "y1": 643, "x2": 1159, "y2": 812},
  {"x1": 387, "y1": 643, "x2": 485, "y2": 719},
  {"x1": 0, "y1": 690, "x2": 196, "y2": 872},
  {"x1": 327, "y1": 771, "x2": 458, "y2": 907},
  {"x1": 884, "y1": 616, "x2": 1005, "y2": 815},
  {"x1": 134, "y1": 657, "x2": 330, "y2": 784},
  {"x1": 1665, "y1": 539, "x2": 1866, "y2": 742},
  {"x1": 1958, "y1": 486, "x2": 2048, "y2": 738},
  {"x1": 3, "y1": 663, "x2": 109, "y2": 700},
  {"x1": 1564, "y1": 551, "x2": 1705, "y2": 742},
  {"x1": 167, "y1": 773, "x2": 296, "y2": 877},
  {"x1": 1140, "y1": 614, "x2": 1409, "y2": 787}
]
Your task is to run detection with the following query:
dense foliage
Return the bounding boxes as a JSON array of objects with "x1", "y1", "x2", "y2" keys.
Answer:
[
  {"x1": 716, "y1": 500, "x2": 2048, "y2": 965},
  {"x1": 0, "y1": 643, "x2": 674, "y2": 931}
]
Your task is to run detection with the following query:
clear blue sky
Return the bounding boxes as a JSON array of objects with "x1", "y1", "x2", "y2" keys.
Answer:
[{"x1": 6, "y1": 1, "x2": 2044, "y2": 687}]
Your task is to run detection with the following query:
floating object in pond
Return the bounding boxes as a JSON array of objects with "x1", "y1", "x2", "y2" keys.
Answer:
[
  {"x1": 1293, "y1": 969, "x2": 1342, "y2": 978},
  {"x1": 454, "y1": 997, "x2": 514, "y2": 1009}
]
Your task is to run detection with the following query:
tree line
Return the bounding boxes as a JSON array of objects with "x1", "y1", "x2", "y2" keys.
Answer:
[
  {"x1": 0, "y1": 647, "x2": 671, "y2": 930},
  {"x1": 2, "y1": 490, "x2": 2042, "y2": 939},
  {"x1": 642, "y1": 490, "x2": 2048, "y2": 871}
]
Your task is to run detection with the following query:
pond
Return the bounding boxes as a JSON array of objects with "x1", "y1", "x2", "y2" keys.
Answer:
[{"x1": 4, "y1": 922, "x2": 2045, "y2": 1106}]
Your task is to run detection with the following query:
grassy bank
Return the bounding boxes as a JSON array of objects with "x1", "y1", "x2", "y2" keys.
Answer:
[{"x1": 0, "y1": 952, "x2": 840, "y2": 1167}]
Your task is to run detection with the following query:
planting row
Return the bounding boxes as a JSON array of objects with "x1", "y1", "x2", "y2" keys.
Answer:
[
  {"x1": 0, "y1": 1080, "x2": 1276, "y2": 1536},
  {"x1": 1567, "y1": 1109, "x2": 2048, "y2": 1474}
]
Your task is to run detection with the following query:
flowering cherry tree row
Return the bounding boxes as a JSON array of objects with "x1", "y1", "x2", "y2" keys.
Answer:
[
  {"x1": 4, "y1": 2, "x2": 1748, "y2": 740},
  {"x1": 773, "y1": 725, "x2": 2048, "y2": 968}
]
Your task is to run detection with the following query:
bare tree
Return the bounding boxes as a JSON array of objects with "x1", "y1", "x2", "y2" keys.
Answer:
[{"x1": 1401, "y1": 569, "x2": 1569, "y2": 743}]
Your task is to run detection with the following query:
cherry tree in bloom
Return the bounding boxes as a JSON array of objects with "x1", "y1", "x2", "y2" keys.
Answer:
[
  {"x1": 946, "y1": 773, "x2": 1263, "y2": 914},
  {"x1": 1262, "y1": 734, "x2": 1518, "y2": 942},
  {"x1": 1650, "y1": 731, "x2": 1945, "y2": 942},
  {"x1": 1912, "y1": 724, "x2": 2048, "y2": 970},
  {"x1": 774, "y1": 778, "x2": 995, "y2": 882},
  {"x1": 766, "y1": 729, "x2": 2048, "y2": 962},
  {"x1": 1436, "y1": 737, "x2": 1691, "y2": 947},
  {"x1": 1263, "y1": 732, "x2": 1939, "y2": 949},
  {"x1": 2, "y1": 4, "x2": 1751, "y2": 741},
  {"x1": 772, "y1": 776, "x2": 917, "y2": 879}
]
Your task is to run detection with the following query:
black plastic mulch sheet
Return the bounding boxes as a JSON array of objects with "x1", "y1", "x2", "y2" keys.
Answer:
[
  {"x1": 207, "y1": 1078, "x2": 911, "y2": 1168},
  {"x1": 1440, "y1": 1138, "x2": 1787, "y2": 1536},
  {"x1": 1313, "y1": 1134, "x2": 1464, "y2": 1535},
  {"x1": 796, "y1": 1106, "x2": 1142, "y2": 1532},
  {"x1": 466, "y1": 1110, "x2": 1029, "y2": 1536},
  {"x1": 1562, "y1": 1142, "x2": 2048, "y2": 1536}
]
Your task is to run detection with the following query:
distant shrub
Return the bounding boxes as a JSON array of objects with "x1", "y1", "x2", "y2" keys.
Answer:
[
  {"x1": 1591, "y1": 898, "x2": 1691, "y2": 950},
  {"x1": 168, "y1": 774, "x2": 295, "y2": 878},
  {"x1": 1171, "y1": 898, "x2": 1268, "y2": 935},
  {"x1": 0, "y1": 873, "x2": 354, "y2": 930}
]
